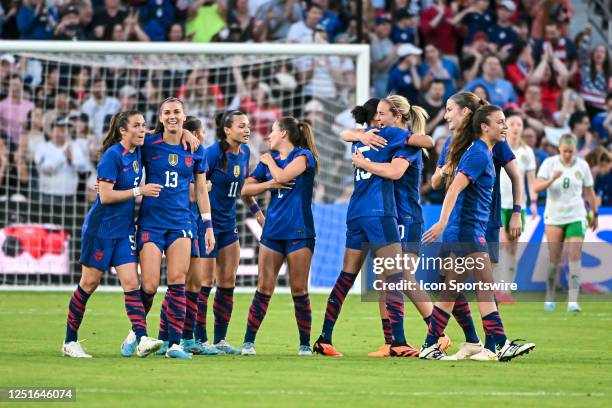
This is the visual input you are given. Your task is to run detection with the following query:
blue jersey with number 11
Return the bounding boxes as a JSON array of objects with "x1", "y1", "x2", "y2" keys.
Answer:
[
  {"x1": 139, "y1": 133, "x2": 207, "y2": 231},
  {"x1": 347, "y1": 127, "x2": 413, "y2": 221}
]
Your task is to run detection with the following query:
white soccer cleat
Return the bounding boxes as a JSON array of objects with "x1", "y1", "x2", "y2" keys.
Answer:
[
  {"x1": 62, "y1": 341, "x2": 92, "y2": 358},
  {"x1": 136, "y1": 336, "x2": 164, "y2": 357},
  {"x1": 496, "y1": 339, "x2": 535, "y2": 362},
  {"x1": 469, "y1": 348, "x2": 498, "y2": 361},
  {"x1": 544, "y1": 302, "x2": 556, "y2": 312},
  {"x1": 419, "y1": 343, "x2": 457, "y2": 360},
  {"x1": 298, "y1": 345, "x2": 313, "y2": 356},
  {"x1": 241, "y1": 342, "x2": 256, "y2": 356},
  {"x1": 450, "y1": 342, "x2": 483, "y2": 360},
  {"x1": 567, "y1": 302, "x2": 582, "y2": 313}
]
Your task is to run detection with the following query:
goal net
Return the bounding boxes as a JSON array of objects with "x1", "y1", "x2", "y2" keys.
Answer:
[{"x1": 0, "y1": 41, "x2": 369, "y2": 291}]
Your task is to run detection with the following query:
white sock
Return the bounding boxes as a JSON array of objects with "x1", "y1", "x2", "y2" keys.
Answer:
[
  {"x1": 545, "y1": 263, "x2": 560, "y2": 303},
  {"x1": 568, "y1": 261, "x2": 581, "y2": 303}
]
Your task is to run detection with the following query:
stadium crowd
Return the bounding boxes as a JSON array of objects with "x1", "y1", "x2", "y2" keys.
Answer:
[{"x1": 0, "y1": 0, "x2": 610, "y2": 208}]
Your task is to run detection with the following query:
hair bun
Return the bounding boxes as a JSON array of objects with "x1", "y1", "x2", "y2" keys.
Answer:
[{"x1": 478, "y1": 99, "x2": 485, "y2": 105}]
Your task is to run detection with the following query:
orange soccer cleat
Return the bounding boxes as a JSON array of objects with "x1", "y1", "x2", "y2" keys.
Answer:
[
  {"x1": 367, "y1": 344, "x2": 391, "y2": 357},
  {"x1": 389, "y1": 343, "x2": 420, "y2": 358},
  {"x1": 313, "y1": 338, "x2": 343, "y2": 357}
]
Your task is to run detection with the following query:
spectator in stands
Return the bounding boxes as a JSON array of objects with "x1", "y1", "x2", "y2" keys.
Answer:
[
  {"x1": 460, "y1": 31, "x2": 497, "y2": 83},
  {"x1": 312, "y1": 0, "x2": 340, "y2": 42},
  {"x1": 70, "y1": 66, "x2": 90, "y2": 107},
  {"x1": 16, "y1": 107, "x2": 44, "y2": 190},
  {"x1": 419, "y1": 44, "x2": 459, "y2": 101},
  {"x1": 53, "y1": 4, "x2": 85, "y2": 41},
  {"x1": 91, "y1": 0, "x2": 127, "y2": 40},
  {"x1": 167, "y1": 22, "x2": 187, "y2": 41},
  {"x1": 472, "y1": 84, "x2": 489, "y2": 102},
  {"x1": 78, "y1": 0, "x2": 94, "y2": 40},
  {"x1": 391, "y1": 8, "x2": 417, "y2": 45},
  {"x1": 0, "y1": 54, "x2": 16, "y2": 98},
  {"x1": 80, "y1": 77, "x2": 120, "y2": 137},
  {"x1": 487, "y1": 1, "x2": 518, "y2": 53},
  {"x1": 225, "y1": 0, "x2": 256, "y2": 42},
  {"x1": 70, "y1": 112, "x2": 97, "y2": 162},
  {"x1": 419, "y1": 0, "x2": 459, "y2": 56},
  {"x1": 1, "y1": 1, "x2": 20, "y2": 39},
  {"x1": 522, "y1": 125, "x2": 548, "y2": 167},
  {"x1": 531, "y1": 44, "x2": 569, "y2": 114},
  {"x1": 139, "y1": 0, "x2": 175, "y2": 42},
  {"x1": 387, "y1": 43, "x2": 421, "y2": 105},
  {"x1": 187, "y1": 0, "x2": 226, "y2": 43},
  {"x1": 34, "y1": 117, "x2": 89, "y2": 205},
  {"x1": 0, "y1": 74, "x2": 34, "y2": 150},
  {"x1": 17, "y1": 0, "x2": 58, "y2": 40},
  {"x1": 532, "y1": 22, "x2": 578, "y2": 76},
  {"x1": 111, "y1": 10, "x2": 150, "y2": 41},
  {"x1": 419, "y1": 79, "x2": 446, "y2": 134},
  {"x1": 286, "y1": 3, "x2": 322, "y2": 43},
  {"x1": 521, "y1": 83, "x2": 552, "y2": 134},
  {"x1": 579, "y1": 44, "x2": 611, "y2": 116},
  {"x1": 43, "y1": 90, "x2": 73, "y2": 130},
  {"x1": 464, "y1": 55, "x2": 517, "y2": 107},
  {"x1": 505, "y1": 40, "x2": 537, "y2": 102},
  {"x1": 452, "y1": 0, "x2": 494, "y2": 45},
  {"x1": 569, "y1": 110, "x2": 595, "y2": 157},
  {"x1": 593, "y1": 91, "x2": 612, "y2": 145},
  {"x1": 370, "y1": 15, "x2": 396, "y2": 98},
  {"x1": 253, "y1": 0, "x2": 302, "y2": 42},
  {"x1": 553, "y1": 88, "x2": 585, "y2": 128},
  {"x1": 527, "y1": 0, "x2": 573, "y2": 41}
]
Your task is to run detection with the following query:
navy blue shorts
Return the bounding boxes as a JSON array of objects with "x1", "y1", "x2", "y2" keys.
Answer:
[
  {"x1": 345, "y1": 216, "x2": 400, "y2": 250},
  {"x1": 260, "y1": 237, "x2": 315, "y2": 256},
  {"x1": 485, "y1": 226, "x2": 500, "y2": 263},
  {"x1": 399, "y1": 221, "x2": 422, "y2": 254},
  {"x1": 440, "y1": 231, "x2": 488, "y2": 258},
  {"x1": 193, "y1": 229, "x2": 240, "y2": 258},
  {"x1": 137, "y1": 227, "x2": 192, "y2": 253},
  {"x1": 80, "y1": 234, "x2": 137, "y2": 271}
]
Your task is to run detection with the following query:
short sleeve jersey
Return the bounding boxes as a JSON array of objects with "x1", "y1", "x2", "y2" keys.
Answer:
[
  {"x1": 537, "y1": 155, "x2": 593, "y2": 225},
  {"x1": 138, "y1": 133, "x2": 207, "y2": 231},
  {"x1": 250, "y1": 147, "x2": 316, "y2": 240},
  {"x1": 83, "y1": 144, "x2": 142, "y2": 239},
  {"x1": 347, "y1": 127, "x2": 413, "y2": 221}
]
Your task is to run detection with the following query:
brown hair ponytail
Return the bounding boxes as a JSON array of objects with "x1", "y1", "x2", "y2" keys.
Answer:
[
  {"x1": 278, "y1": 116, "x2": 319, "y2": 173},
  {"x1": 100, "y1": 110, "x2": 141, "y2": 155}
]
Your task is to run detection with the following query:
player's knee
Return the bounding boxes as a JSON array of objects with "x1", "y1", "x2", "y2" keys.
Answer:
[
  {"x1": 141, "y1": 281, "x2": 159, "y2": 294},
  {"x1": 121, "y1": 276, "x2": 139, "y2": 292},
  {"x1": 290, "y1": 286, "x2": 308, "y2": 297},
  {"x1": 257, "y1": 281, "x2": 275, "y2": 296},
  {"x1": 80, "y1": 278, "x2": 99, "y2": 293}
]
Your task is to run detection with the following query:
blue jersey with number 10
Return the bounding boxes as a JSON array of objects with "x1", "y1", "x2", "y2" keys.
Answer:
[
  {"x1": 250, "y1": 147, "x2": 316, "y2": 240},
  {"x1": 139, "y1": 133, "x2": 207, "y2": 231},
  {"x1": 347, "y1": 126, "x2": 413, "y2": 221},
  {"x1": 83, "y1": 144, "x2": 142, "y2": 239}
]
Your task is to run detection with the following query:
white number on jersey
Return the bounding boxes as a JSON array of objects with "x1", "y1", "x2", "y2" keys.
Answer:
[
  {"x1": 228, "y1": 181, "x2": 239, "y2": 198},
  {"x1": 398, "y1": 224, "x2": 405, "y2": 240},
  {"x1": 277, "y1": 189, "x2": 284, "y2": 198},
  {"x1": 133, "y1": 176, "x2": 140, "y2": 187},
  {"x1": 355, "y1": 146, "x2": 373, "y2": 181},
  {"x1": 164, "y1": 171, "x2": 178, "y2": 188},
  {"x1": 129, "y1": 235, "x2": 136, "y2": 251}
]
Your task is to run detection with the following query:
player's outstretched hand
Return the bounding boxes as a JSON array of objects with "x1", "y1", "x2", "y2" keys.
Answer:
[
  {"x1": 359, "y1": 128, "x2": 386, "y2": 151},
  {"x1": 204, "y1": 227, "x2": 216, "y2": 255},
  {"x1": 422, "y1": 221, "x2": 445, "y2": 244},
  {"x1": 140, "y1": 183, "x2": 163, "y2": 197},
  {"x1": 181, "y1": 129, "x2": 200, "y2": 152}
]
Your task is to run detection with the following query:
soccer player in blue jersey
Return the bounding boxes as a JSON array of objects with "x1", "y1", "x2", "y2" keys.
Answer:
[
  {"x1": 62, "y1": 111, "x2": 164, "y2": 358},
  {"x1": 239, "y1": 117, "x2": 318, "y2": 356},
  {"x1": 344, "y1": 97, "x2": 452, "y2": 357},
  {"x1": 181, "y1": 112, "x2": 263, "y2": 355},
  {"x1": 136, "y1": 98, "x2": 215, "y2": 359},
  {"x1": 430, "y1": 92, "x2": 523, "y2": 360},
  {"x1": 420, "y1": 105, "x2": 535, "y2": 361},
  {"x1": 313, "y1": 95, "x2": 434, "y2": 357}
]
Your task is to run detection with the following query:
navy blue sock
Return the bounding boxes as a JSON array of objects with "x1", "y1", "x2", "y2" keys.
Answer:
[
  {"x1": 385, "y1": 273, "x2": 406, "y2": 345},
  {"x1": 321, "y1": 271, "x2": 357, "y2": 343},
  {"x1": 482, "y1": 311, "x2": 507, "y2": 350},
  {"x1": 452, "y1": 293, "x2": 480, "y2": 344},
  {"x1": 65, "y1": 285, "x2": 91, "y2": 343},
  {"x1": 425, "y1": 306, "x2": 450, "y2": 347},
  {"x1": 213, "y1": 287, "x2": 234, "y2": 344}
]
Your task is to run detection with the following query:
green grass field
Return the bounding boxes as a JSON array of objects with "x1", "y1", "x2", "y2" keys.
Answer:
[{"x1": 0, "y1": 292, "x2": 610, "y2": 407}]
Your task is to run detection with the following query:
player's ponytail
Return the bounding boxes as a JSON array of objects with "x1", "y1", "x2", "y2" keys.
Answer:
[
  {"x1": 279, "y1": 116, "x2": 319, "y2": 173},
  {"x1": 100, "y1": 110, "x2": 140, "y2": 155},
  {"x1": 351, "y1": 98, "x2": 380, "y2": 126},
  {"x1": 409, "y1": 104, "x2": 428, "y2": 136},
  {"x1": 215, "y1": 109, "x2": 246, "y2": 169},
  {"x1": 445, "y1": 92, "x2": 486, "y2": 188}
]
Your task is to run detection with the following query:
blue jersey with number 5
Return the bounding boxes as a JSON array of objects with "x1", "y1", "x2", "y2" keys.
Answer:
[
  {"x1": 139, "y1": 133, "x2": 207, "y2": 230},
  {"x1": 347, "y1": 127, "x2": 413, "y2": 221},
  {"x1": 250, "y1": 147, "x2": 316, "y2": 240},
  {"x1": 83, "y1": 144, "x2": 142, "y2": 239}
]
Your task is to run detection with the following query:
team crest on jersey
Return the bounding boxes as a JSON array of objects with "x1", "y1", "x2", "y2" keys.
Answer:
[
  {"x1": 233, "y1": 165, "x2": 240, "y2": 178},
  {"x1": 94, "y1": 249, "x2": 104, "y2": 262},
  {"x1": 185, "y1": 156, "x2": 193, "y2": 167},
  {"x1": 478, "y1": 236, "x2": 486, "y2": 245},
  {"x1": 168, "y1": 154, "x2": 179, "y2": 166},
  {"x1": 132, "y1": 161, "x2": 139, "y2": 173},
  {"x1": 575, "y1": 171, "x2": 582, "y2": 180}
]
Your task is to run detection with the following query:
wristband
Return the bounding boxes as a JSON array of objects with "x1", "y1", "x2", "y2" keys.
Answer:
[
  {"x1": 201, "y1": 212, "x2": 212, "y2": 222},
  {"x1": 203, "y1": 220, "x2": 213, "y2": 230},
  {"x1": 593, "y1": 211, "x2": 599, "y2": 217},
  {"x1": 249, "y1": 204, "x2": 261, "y2": 215},
  {"x1": 512, "y1": 205, "x2": 522, "y2": 213},
  {"x1": 133, "y1": 187, "x2": 141, "y2": 197}
]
